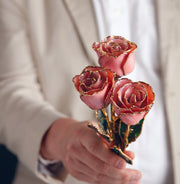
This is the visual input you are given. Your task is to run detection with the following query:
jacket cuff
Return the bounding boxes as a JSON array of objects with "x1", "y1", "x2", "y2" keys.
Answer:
[{"x1": 8, "y1": 105, "x2": 68, "y2": 183}]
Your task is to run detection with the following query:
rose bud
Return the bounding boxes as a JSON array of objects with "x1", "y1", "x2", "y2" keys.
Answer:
[
  {"x1": 111, "y1": 78, "x2": 155, "y2": 125},
  {"x1": 92, "y1": 36, "x2": 137, "y2": 77},
  {"x1": 73, "y1": 66, "x2": 115, "y2": 110}
]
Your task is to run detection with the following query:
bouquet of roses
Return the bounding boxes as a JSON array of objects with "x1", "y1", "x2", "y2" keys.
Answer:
[{"x1": 73, "y1": 36, "x2": 155, "y2": 164}]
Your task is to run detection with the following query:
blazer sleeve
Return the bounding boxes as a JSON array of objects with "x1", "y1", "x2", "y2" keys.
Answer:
[{"x1": 0, "y1": 1, "x2": 66, "y2": 183}]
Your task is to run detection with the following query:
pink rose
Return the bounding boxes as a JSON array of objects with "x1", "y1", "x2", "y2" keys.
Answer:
[
  {"x1": 92, "y1": 36, "x2": 137, "y2": 77},
  {"x1": 111, "y1": 78, "x2": 155, "y2": 125},
  {"x1": 73, "y1": 66, "x2": 114, "y2": 110}
]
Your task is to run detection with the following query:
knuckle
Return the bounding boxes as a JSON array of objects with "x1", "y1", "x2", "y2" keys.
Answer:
[
  {"x1": 120, "y1": 171, "x2": 129, "y2": 181},
  {"x1": 113, "y1": 158, "x2": 126, "y2": 169},
  {"x1": 64, "y1": 155, "x2": 72, "y2": 165},
  {"x1": 109, "y1": 156, "x2": 118, "y2": 166},
  {"x1": 75, "y1": 124, "x2": 88, "y2": 138},
  {"x1": 94, "y1": 173, "x2": 104, "y2": 181},
  {"x1": 89, "y1": 141, "x2": 99, "y2": 153},
  {"x1": 75, "y1": 126, "x2": 84, "y2": 138},
  {"x1": 66, "y1": 143, "x2": 78, "y2": 155},
  {"x1": 66, "y1": 142, "x2": 74, "y2": 152},
  {"x1": 130, "y1": 171, "x2": 142, "y2": 181},
  {"x1": 88, "y1": 138, "x2": 101, "y2": 153},
  {"x1": 98, "y1": 163, "x2": 109, "y2": 174}
]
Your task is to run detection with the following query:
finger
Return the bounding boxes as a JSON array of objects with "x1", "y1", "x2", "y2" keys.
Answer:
[
  {"x1": 68, "y1": 142, "x2": 142, "y2": 182},
  {"x1": 99, "y1": 136, "x2": 135, "y2": 160},
  {"x1": 118, "y1": 168, "x2": 142, "y2": 182},
  {"x1": 84, "y1": 122, "x2": 136, "y2": 164},
  {"x1": 64, "y1": 156, "x2": 130, "y2": 184},
  {"x1": 92, "y1": 168, "x2": 142, "y2": 184},
  {"x1": 124, "y1": 150, "x2": 135, "y2": 160},
  {"x1": 79, "y1": 126, "x2": 128, "y2": 168},
  {"x1": 97, "y1": 168, "x2": 142, "y2": 183},
  {"x1": 68, "y1": 170, "x2": 96, "y2": 184},
  {"x1": 68, "y1": 142, "x2": 126, "y2": 177},
  {"x1": 65, "y1": 156, "x2": 96, "y2": 180},
  {"x1": 67, "y1": 155, "x2": 142, "y2": 184}
]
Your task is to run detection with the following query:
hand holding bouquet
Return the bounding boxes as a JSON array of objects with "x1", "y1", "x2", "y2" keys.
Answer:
[{"x1": 73, "y1": 36, "x2": 155, "y2": 164}]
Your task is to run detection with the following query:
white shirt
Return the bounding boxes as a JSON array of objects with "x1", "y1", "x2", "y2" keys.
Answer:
[{"x1": 93, "y1": 0, "x2": 173, "y2": 184}]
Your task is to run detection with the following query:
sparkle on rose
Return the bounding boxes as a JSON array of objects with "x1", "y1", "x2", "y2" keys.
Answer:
[
  {"x1": 111, "y1": 78, "x2": 155, "y2": 125},
  {"x1": 93, "y1": 36, "x2": 137, "y2": 77},
  {"x1": 73, "y1": 66, "x2": 115, "y2": 110}
]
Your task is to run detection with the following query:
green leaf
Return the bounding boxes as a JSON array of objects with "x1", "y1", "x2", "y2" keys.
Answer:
[
  {"x1": 110, "y1": 146, "x2": 133, "y2": 165},
  {"x1": 87, "y1": 124, "x2": 112, "y2": 143},
  {"x1": 96, "y1": 109, "x2": 109, "y2": 134},
  {"x1": 128, "y1": 118, "x2": 144, "y2": 143}
]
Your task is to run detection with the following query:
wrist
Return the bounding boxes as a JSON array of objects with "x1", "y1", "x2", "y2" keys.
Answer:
[{"x1": 40, "y1": 117, "x2": 77, "y2": 161}]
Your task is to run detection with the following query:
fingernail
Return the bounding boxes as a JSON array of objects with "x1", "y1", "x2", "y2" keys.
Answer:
[
  {"x1": 115, "y1": 160, "x2": 124, "y2": 168},
  {"x1": 133, "y1": 173, "x2": 142, "y2": 180}
]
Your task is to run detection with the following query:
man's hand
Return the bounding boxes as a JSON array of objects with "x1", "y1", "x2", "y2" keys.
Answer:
[{"x1": 40, "y1": 118, "x2": 142, "y2": 184}]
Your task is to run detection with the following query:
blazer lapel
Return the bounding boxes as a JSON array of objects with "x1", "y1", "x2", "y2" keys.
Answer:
[
  {"x1": 156, "y1": 0, "x2": 180, "y2": 183},
  {"x1": 63, "y1": 0, "x2": 99, "y2": 65}
]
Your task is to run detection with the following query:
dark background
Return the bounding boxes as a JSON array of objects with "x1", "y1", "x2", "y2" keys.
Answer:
[{"x1": 0, "y1": 145, "x2": 18, "y2": 184}]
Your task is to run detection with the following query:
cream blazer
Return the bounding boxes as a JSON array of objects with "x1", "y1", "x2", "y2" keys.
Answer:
[{"x1": 0, "y1": 0, "x2": 179, "y2": 184}]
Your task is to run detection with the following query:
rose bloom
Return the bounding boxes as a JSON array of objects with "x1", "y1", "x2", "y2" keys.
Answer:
[
  {"x1": 92, "y1": 36, "x2": 137, "y2": 77},
  {"x1": 111, "y1": 78, "x2": 155, "y2": 125},
  {"x1": 73, "y1": 66, "x2": 114, "y2": 110}
]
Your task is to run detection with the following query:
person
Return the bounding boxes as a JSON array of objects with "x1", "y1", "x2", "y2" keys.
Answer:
[{"x1": 0, "y1": 0, "x2": 179, "y2": 184}]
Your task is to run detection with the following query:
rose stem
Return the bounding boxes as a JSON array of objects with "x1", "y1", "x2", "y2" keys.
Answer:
[{"x1": 123, "y1": 125, "x2": 130, "y2": 150}]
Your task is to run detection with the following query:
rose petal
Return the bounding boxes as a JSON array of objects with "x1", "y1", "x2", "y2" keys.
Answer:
[
  {"x1": 93, "y1": 36, "x2": 137, "y2": 76},
  {"x1": 111, "y1": 78, "x2": 155, "y2": 125},
  {"x1": 119, "y1": 112, "x2": 146, "y2": 125},
  {"x1": 112, "y1": 78, "x2": 132, "y2": 108},
  {"x1": 73, "y1": 66, "x2": 114, "y2": 110},
  {"x1": 139, "y1": 82, "x2": 155, "y2": 104},
  {"x1": 80, "y1": 84, "x2": 109, "y2": 110},
  {"x1": 72, "y1": 75, "x2": 80, "y2": 91},
  {"x1": 123, "y1": 53, "x2": 135, "y2": 75},
  {"x1": 123, "y1": 87, "x2": 146, "y2": 108},
  {"x1": 99, "y1": 54, "x2": 127, "y2": 76},
  {"x1": 104, "y1": 69, "x2": 115, "y2": 105}
]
